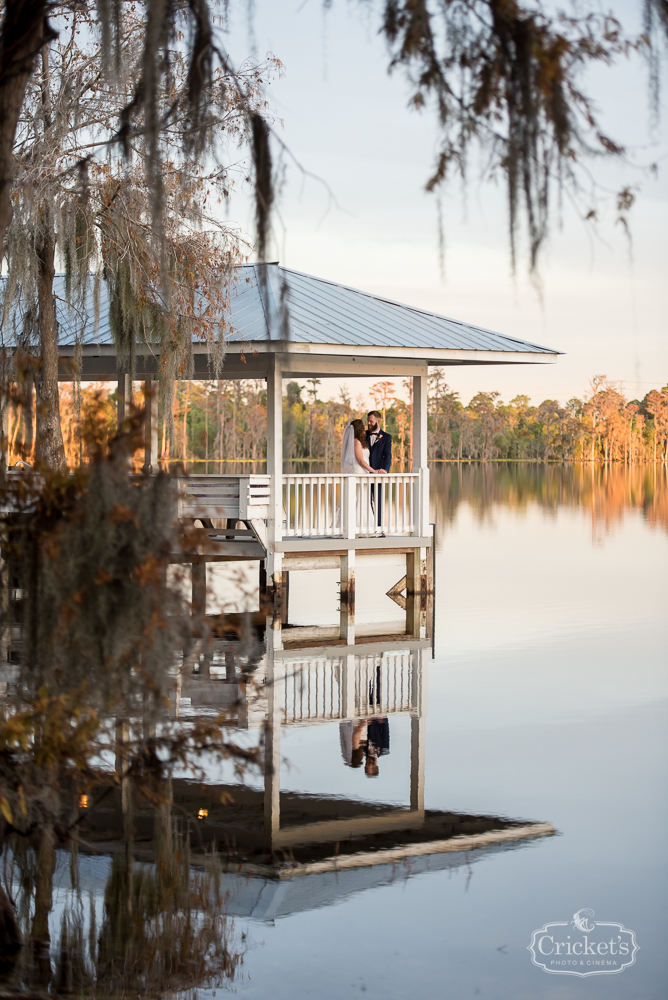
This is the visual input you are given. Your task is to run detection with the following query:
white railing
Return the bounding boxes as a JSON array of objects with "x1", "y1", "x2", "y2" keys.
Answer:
[
  {"x1": 283, "y1": 657, "x2": 342, "y2": 723},
  {"x1": 174, "y1": 468, "x2": 429, "y2": 542},
  {"x1": 281, "y1": 650, "x2": 415, "y2": 724},
  {"x1": 282, "y1": 473, "x2": 423, "y2": 538},
  {"x1": 177, "y1": 475, "x2": 270, "y2": 520},
  {"x1": 355, "y1": 652, "x2": 412, "y2": 717},
  {"x1": 282, "y1": 474, "x2": 344, "y2": 537}
]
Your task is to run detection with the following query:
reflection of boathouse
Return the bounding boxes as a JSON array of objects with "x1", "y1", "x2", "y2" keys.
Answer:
[
  {"x1": 45, "y1": 264, "x2": 559, "y2": 641},
  {"x1": 68, "y1": 632, "x2": 553, "y2": 893},
  {"x1": 0, "y1": 625, "x2": 554, "y2": 922}
]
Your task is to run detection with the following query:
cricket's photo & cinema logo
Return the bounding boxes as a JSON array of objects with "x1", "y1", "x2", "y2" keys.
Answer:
[{"x1": 528, "y1": 908, "x2": 639, "y2": 977}]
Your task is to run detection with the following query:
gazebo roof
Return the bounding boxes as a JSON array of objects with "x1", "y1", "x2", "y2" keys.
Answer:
[
  {"x1": 52, "y1": 263, "x2": 559, "y2": 364},
  {"x1": 224, "y1": 264, "x2": 558, "y2": 357}
]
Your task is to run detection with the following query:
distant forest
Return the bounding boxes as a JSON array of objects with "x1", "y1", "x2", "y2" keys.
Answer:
[{"x1": 37, "y1": 373, "x2": 668, "y2": 470}]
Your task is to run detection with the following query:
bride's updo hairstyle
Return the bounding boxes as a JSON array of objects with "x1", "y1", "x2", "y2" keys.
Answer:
[{"x1": 351, "y1": 419, "x2": 368, "y2": 447}]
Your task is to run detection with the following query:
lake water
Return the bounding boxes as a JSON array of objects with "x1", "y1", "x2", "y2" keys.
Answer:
[
  {"x1": 5, "y1": 463, "x2": 666, "y2": 999},
  {"x1": 216, "y1": 464, "x2": 668, "y2": 999}
]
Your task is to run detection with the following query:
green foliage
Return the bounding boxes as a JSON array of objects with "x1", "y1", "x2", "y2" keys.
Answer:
[{"x1": 74, "y1": 376, "x2": 668, "y2": 469}]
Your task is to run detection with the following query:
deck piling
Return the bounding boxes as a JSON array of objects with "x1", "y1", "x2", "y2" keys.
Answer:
[{"x1": 339, "y1": 551, "x2": 356, "y2": 644}]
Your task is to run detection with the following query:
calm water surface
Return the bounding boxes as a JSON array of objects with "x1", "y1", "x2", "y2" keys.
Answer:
[
  {"x1": 11, "y1": 464, "x2": 665, "y2": 999},
  {"x1": 218, "y1": 464, "x2": 668, "y2": 999}
]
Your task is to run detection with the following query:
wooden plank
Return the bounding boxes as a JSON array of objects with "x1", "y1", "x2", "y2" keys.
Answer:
[
  {"x1": 282, "y1": 555, "x2": 341, "y2": 570},
  {"x1": 170, "y1": 540, "x2": 265, "y2": 560},
  {"x1": 277, "y1": 536, "x2": 433, "y2": 553},
  {"x1": 275, "y1": 637, "x2": 430, "y2": 659}
]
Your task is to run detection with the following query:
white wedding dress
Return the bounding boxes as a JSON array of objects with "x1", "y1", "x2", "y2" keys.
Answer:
[
  {"x1": 354, "y1": 446, "x2": 370, "y2": 474},
  {"x1": 340, "y1": 425, "x2": 372, "y2": 531}
]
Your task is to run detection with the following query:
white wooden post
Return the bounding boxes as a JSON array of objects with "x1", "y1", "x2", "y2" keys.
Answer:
[
  {"x1": 412, "y1": 375, "x2": 429, "y2": 538},
  {"x1": 266, "y1": 359, "x2": 283, "y2": 592},
  {"x1": 340, "y1": 475, "x2": 356, "y2": 644},
  {"x1": 340, "y1": 653, "x2": 356, "y2": 718},
  {"x1": 412, "y1": 374, "x2": 428, "y2": 471},
  {"x1": 343, "y1": 476, "x2": 357, "y2": 540},
  {"x1": 418, "y1": 467, "x2": 430, "y2": 537},
  {"x1": 412, "y1": 376, "x2": 429, "y2": 623}
]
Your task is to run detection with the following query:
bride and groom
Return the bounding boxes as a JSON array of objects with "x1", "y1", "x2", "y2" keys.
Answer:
[
  {"x1": 341, "y1": 410, "x2": 392, "y2": 475},
  {"x1": 341, "y1": 411, "x2": 392, "y2": 529}
]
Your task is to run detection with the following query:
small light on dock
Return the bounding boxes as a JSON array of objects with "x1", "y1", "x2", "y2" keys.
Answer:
[
  {"x1": 79, "y1": 795, "x2": 89, "y2": 809},
  {"x1": 198, "y1": 808, "x2": 208, "y2": 819}
]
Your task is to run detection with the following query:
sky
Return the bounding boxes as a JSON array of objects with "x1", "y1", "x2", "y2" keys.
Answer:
[{"x1": 222, "y1": 0, "x2": 668, "y2": 407}]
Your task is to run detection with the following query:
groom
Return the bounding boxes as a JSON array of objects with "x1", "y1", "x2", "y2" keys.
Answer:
[
  {"x1": 367, "y1": 410, "x2": 391, "y2": 526},
  {"x1": 367, "y1": 410, "x2": 392, "y2": 473}
]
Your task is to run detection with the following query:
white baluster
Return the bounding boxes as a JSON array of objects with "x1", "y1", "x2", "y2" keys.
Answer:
[
  {"x1": 325, "y1": 477, "x2": 330, "y2": 536},
  {"x1": 343, "y1": 476, "x2": 356, "y2": 540},
  {"x1": 310, "y1": 477, "x2": 314, "y2": 535},
  {"x1": 300, "y1": 480, "x2": 306, "y2": 536}
]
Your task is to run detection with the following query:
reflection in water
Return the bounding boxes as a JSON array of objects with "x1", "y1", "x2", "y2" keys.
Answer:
[
  {"x1": 340, "y1": 717, "x2": 390, "y2": 775},
  {"x1": 4, "y1": 464, "x2": 657, "y2": 996},
  {"x1": 430, "y1": 462, "x2": 668, "y2": 537},
  {"x1": 186, "y1": 462, "x2": 668, "y2": 537},
  {"x1": 2, "y1": 807, "x2": 242, "y2": 997},
  {"x1": 1, "y1": 628, "x2": 552, "y2": 992}
]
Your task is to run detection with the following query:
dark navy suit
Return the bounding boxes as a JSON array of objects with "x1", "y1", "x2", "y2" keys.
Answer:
[
  {"x1": 368, "y1": 430, "x2": 392, "y2": 525},
  {"x1": 368, "y1": 430, "x2": 392, "y2": 472}
]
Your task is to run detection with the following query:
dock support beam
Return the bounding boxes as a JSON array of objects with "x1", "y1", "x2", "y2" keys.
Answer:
[
  {"x1": 264, "y1": 632, "x2": 282, "y2": 846},
  {"x1": 406, "y1": 549, "x2": 426, "y2": 637},
  {"x1": 191, "y1": 561, "x2": 206, "y2": 618},
  {"x1": 277, "y1": 571, "x2": 289, "y2": 626},
  {"x1": 410, "y1": 715, "x2": 426, "y2": 813},
  {"x1": 409, "y1": 374, "x2": 430, "y2": 640},
  {"x1": 259, "y1": 560, "x2": 268, "y2": 603},
  {"x1": 410, "y1": 648, "x2": 427, "y2": 814},
  {"x1": 339, "y1": 551, "x2": 355, "y2": 644}
]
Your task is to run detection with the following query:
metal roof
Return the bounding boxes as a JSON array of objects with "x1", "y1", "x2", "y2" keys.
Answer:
[
  {"x1": 228, "y1": 264, "x2": 558, "y2": 355},
  {"x1": 6, "y1": 265, "x2": 559, "y2": 357}
]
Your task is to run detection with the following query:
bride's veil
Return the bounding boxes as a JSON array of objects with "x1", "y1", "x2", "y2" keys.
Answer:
[{"x1": 341, "y1": 422, "x2": 356, "y2": 473}]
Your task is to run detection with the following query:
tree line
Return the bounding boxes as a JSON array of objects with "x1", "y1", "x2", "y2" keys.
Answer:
[
  {"x1": 429, "y1": 463, "x2": 668, "y2": 537},
  {"x1": 14, "y1": 373, "x2": 667, "y2": 470}
]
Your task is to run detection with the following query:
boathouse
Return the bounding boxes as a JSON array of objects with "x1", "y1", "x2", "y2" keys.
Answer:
[{"x1": 46, "y1": 263, "x2": 559, "y2": 642}]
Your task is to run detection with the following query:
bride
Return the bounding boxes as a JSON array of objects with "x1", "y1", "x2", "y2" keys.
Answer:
[
  {"x1": 341, "y1": 419, "x2": 376, "y2": 532},
  {"x1": 341, "y1": 419, "x2": 375, "y2": 474}
]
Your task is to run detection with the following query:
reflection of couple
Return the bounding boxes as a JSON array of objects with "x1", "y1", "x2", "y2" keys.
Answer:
[
  {"x1": 339, "y1": 717, "x2": 390, "y2": 777},
  {"x1": 340, "y1": 411, "x2": 392, "y2": 475}
]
